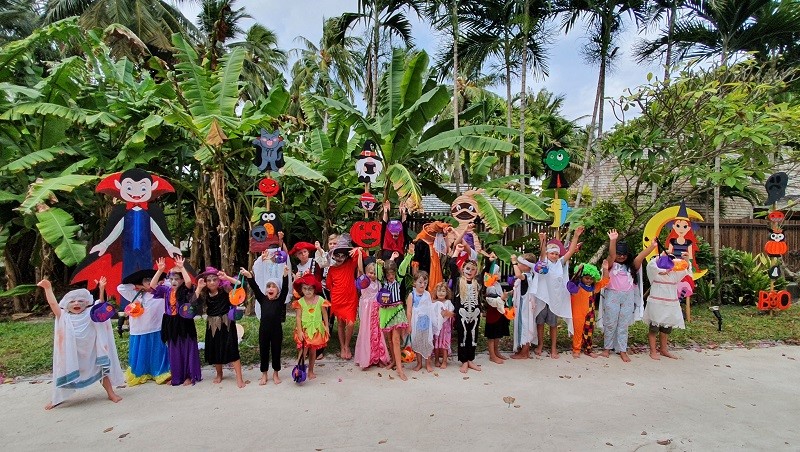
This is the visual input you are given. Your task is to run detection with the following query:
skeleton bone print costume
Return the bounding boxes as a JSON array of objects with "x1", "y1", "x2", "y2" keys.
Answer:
[{"x1": 450, "y1": 261, "x2": 482, "y2": 363}]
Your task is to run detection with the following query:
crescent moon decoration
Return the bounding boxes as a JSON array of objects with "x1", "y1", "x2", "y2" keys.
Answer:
[{"x1": 642, "y1": 205, "x2": 708, "y2": 281}]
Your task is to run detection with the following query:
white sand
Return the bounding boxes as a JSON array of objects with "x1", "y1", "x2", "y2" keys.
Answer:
[{"x1": 1, "y1": 346, "x2": 799, "y2": 451}]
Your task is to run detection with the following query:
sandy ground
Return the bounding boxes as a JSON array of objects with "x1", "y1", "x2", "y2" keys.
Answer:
[{"x1": 1, "y1": 345, "x2": 799, "y2": 451}]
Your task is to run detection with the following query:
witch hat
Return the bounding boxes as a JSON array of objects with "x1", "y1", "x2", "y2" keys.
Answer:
[{"x1": 675, "y1": 201, "x2": 689, "y2": 221}]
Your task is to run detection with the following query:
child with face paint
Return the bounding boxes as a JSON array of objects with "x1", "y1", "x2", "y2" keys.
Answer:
[
  {"x1": 39, "y1": 278, "x2": 124, "y2": 409},
  {"x1": 431, "y1": 281, "x2": 455, "y2": 369},
  {"x1": 292, "y1": 274, "x2": 330, "y2": 379},
  {"x1": 194, "y1": 267, "x2": 247, "y2": 388},
  {"x1": 118, "y1": 269, "x2": 171, "y2": 386},
  {"x1": 324, "y1": 234, "x2": 362, "y2": 360},
  {"x1": 407, "y1": 271, "x2": 435, "y2": 372},
  {"x1": 532, "y1": 227, "x2": 583, "y2": 359},
  {"x1": 151, "y1": 256, "x2": 202, "y2": 386},
  {"x1": 354, "y1": 255, "x2": 391, "y2": 370},
  {"x1": 601, "y1": 230, "x2": 656, "y2": 362},
  {"x1": 450, "y1": 244, "x2": 483, "y2": 373},
  {"x1": 240, "y1": 264, "x2": 289, "y2": 386},
  {"x1": 568, "y1": 263, "x2": 609, "y2": 358}
]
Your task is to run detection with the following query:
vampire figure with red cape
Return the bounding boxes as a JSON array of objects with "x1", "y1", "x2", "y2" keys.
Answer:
[{"x1": 71, "y1": 168, "x2": 182, "y2": 299}]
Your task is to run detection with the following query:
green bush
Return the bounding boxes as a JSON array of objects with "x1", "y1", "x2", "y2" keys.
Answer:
[{"x1": 701, "y1": 247, "x2": 787, "y2": 305}]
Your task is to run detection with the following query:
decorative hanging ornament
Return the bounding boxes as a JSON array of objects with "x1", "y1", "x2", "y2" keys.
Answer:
[
  {"x1": 252, "y1": 129, "x2": 285, "y2": 172},
  {"x1": 544, "y1": 148, "x2": 570, "y2": 189},
  {"x1": 765, "y1": 172, "x2": 789, "y2": 205},
  {"x1": 258, "y1": 177, "x2": 280, "y2": 197},
  {"x1": 249, "y1": 211, "x2": 283, "y2": 253},
  {"x1": 360, "y1": 192, "x2": 377, "y2": 211},
  {"x1": 355, "y1": 140, "x2": 383, "y2": 184},
  {"x1": 350, "y1": 220, "x2": 382, "y2": 248}
]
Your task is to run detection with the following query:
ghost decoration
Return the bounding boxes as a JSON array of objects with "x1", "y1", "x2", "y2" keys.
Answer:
[
  {"x1": 252, "y1": 129, "x2": 285, "y2": 173},
  {"x1": 765, "y1": 172, "x2": 788, "y2": 205},
  {"x1": 258, "y1": 177, "x2": 280, "y2": 198},
  {"x1": 249, "y1": 211, "x2": 283, "y2": 253},
  {"x1": 355, "y1": 140, "x2": 383, "y2": 184},
  {"x1": 544, "y1": 148, "x2": 570, "y2": 189},
  {"x1": 360, "y1": 192, "x2": 377, "y2": 211}
]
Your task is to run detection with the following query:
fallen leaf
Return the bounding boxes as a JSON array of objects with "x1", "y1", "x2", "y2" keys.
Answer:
[
  {"x1": 503, "y1": 396, "x2": 516, "y2": 407},
  {"x1": 725, "y1": 404, "x2": 736, "y2": 409},
  {"x1": 462, "y1": 376, "x2": 469, "y2": 380},
  {"x1": 377, "y1": 373, "x2": 382, "y2": 377},
  {"x1": 388, "y1": 375, "x2": 394, "y2": 380},
  {"x1": 315, "y1": 449, "x2": 323, "y2": 451},
  {"x1": 378, "y1": 439, "x2": 387, "y2": 444},
  {"x1": 430, "y1": 414, "x2": 434, "y2": 417},
  {"x1": 433, "y1": 373, "x2": 439, "y2": 377},
  {"x1": 641, "y1": 431, "x2": 647, "y2": 435},
  {"x1": 118, "y1": 433, "x2": 129, "y2": 439},
  {"x1": 103, "y1": 427, "x2": 113, "y2": 433},
  {"x1": 606, "y1": 442, "x2": 613, "y2": 446},
  {"x1": 513, "y1": 405, "x2": 521, "y2": 408},
  {"x1": 338, "y1": 378, "x2": 342, "y2": 382},
  {"x1": 657, "y1": 439, "x2": 671, "y2": 446},
  {"x1": 626, "y1": 382, "x2": 635, "y2": 386}
]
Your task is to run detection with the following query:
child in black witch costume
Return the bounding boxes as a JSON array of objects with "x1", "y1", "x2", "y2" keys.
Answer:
[{"x1": 239, "y1": 265, "x2": 289, "y2": 386}]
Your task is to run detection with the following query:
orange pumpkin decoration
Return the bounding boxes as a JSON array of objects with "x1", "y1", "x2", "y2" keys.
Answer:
[
  {"x1": 401, "y1": 346, "x2": 416, "y2": 363},
  {"x1": 258, "y1": 177, "x2": 280, "y2": 197},
  {"x1": 350, "y1": 220, "x2": 382, "y2": 248},
  {"x1": 768, "y1": 211, "x2": 785, "y2": 223},
  {"x1": 764, "y1": 240, "x2": 788, "y2": 257}
]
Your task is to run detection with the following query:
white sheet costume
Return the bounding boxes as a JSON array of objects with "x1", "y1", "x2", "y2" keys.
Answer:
[
  {"x1": 643, "y1": 258, "x2": 690, "y2": 329},
  {"x1": 512, "y1": 271, "x2": 539, "y2": 350},
  {"x1": 409, "y1": 289, "x2": 435, "y2": 358},
  {"x1": 52, "y1": 289, "x2": 124, "y2": 407},
  {"x1": 532, "y1": 257, "x2": 574, "y2": 335}
]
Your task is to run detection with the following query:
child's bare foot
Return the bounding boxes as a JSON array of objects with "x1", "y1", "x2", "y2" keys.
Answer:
[
  {"x1": 620, "y1": 352, "x2": 631, "y2": 362},
  {"x1": 467, "y1": 361, "x2": 481, "y2": 371},
  {"x1": 108, "y1": 393, "x2": 122, "y2": 403},
  {"x1": 273, "y1": 372, "x2": 282, "y2": 385},
  {"x1": 426, "y1": 362, "x2": 433, "y2": 372},
  {"x1": 600, "y1": 349, "x2": 611, "y2": 358},
  {"x1": 534, "y1": 346, "x2": 543, "y2": 356},
  {"x1": 497, "y1": 353, "x2": 509, "y2": 360},
  {"x1": 659, "y1": 348, "x2": 678, "y2": 359},
  {"x1": 459, "y1": 362, "x2": 469, "y2": 374},
  {"x1": 44, "y1": 403, "x2": 55, "y2": 410},
  {"x1": 308, "y1": 371, "x2": 317, "y2": 380},
  {"x1": 649, "y1": 350, "x2": 661, "y2": 360},
  {"x1": 572, "y1": 352, "x2": 581, "y2": 359},
  {"x1": 236, "y1": 379, "x2": 247, "y2": 388},
  {"x1": 213, "y1": 374, "x2": 223, "y2": 384},
  {"x1": 397, "y1": 370, "x2": 408, "y2": 381},
  {"x1": 511, "y1": 352, "x2": 530, "y2": 359},
  {"x1": 439, "y1": 361, "x2": 448, "y2": 369},
  {"x1": 587, "y1": 352, "x2": 598, "y2": 358},
  {"x1": 259, "y1": 374, "x2": 268, "y2": 385},
  {"x1": 550, "y1": 350, "x2": 560, "y2": 359},
  {"x1": 183, "y1": 378, "x2": 192, "y2": 386},
  {"x1": 490, "y1": 356, "x2": 504, "y2": 364},
  {"x1": 413, "y1": 362, "x2": 422, "y2": 372},
  {"x1": 341, "y1": 349, "x2": 352, "y2": 360}
]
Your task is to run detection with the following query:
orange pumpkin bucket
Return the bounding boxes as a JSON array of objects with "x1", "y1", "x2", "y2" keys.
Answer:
[
  {"x1": 125, "y1": 301, "x2": 144, "y2": 317},
  {"x1": 229, "y1": 276, "x2": 246, "y2": 306}
]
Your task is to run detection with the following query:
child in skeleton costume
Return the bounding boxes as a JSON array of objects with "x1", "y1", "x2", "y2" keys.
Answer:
[
  {"x1": 599, "y1": 231, "x2": 654, "y2": 362},
  {"x1": 39, "y1": 278, "x2": 124, "y2": 409},
  {"x1": 568, "y1": 263, "x2": 608, "y2": 358},
  {"x1": 431, "y1": 281, "x2": 455, "y2": 369},
  {"x1": 643, "y1": 252, "x2": 691, "y2": 360},
  {"x1": 532, "y1": 227, "x2": 583, "y2": 359},
  {"x1": 241, "y1": 264, "x2": 289, "y2": 386},
  {"x1": 449, "y1": 244, "x2": 483, "y2": 373},
  {"x1": 407, "y1": 271, "x2": 435, "y2": 372},
  {"x1": 253, "y1": 234, "x2": 291, "y2": 320},
  {"x1": 483, "y1": 254, "x2": 510, "y2": 364},
  {"x1": 354, "y1": 254, "x2": 390, "y2": 370},
  {"x1": 151, "y1": 256, "x2": 202, "y2": 386},
  {"x1": 510, "y1": 253, "x2": 539, "y2": 359},
  {"x1": 194, "y1": 267, "x2": 247, "y2": 388},
  {"x1": 118, "y1": 269, "x2": 171, "y2": 386}
]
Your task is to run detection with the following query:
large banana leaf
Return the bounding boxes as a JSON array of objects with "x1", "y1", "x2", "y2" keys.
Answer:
[
  {"x1": 1, "y1": 146, "x2": 77, "y2": 173},
  {"x1": 473, "y1": 193, "x2": 507, "y2": 234},
  {"x1": 282, "y1": 156, "x2": 327, "y2": 182},
  {"x1": 399, "y1": 50, "x2": 427, "y2": 111},
  {"x1": 385, "y1": 163, "x2": 422, "y2": 210},
  {"x1": 259, "y1": 84, "x2": 290, "y2": 118},
  {"x1": 214, "y1": 48, "x2": 246, "y2": 116},
  {"x1": 35, "y1": 207, "x2": 86, "y2": 266},
  {"x1": 19, "y1": 174, "x2": 97, "y2": 212},
  {"x1": 485, "y1": 188, "x2": 549, "y2": 221},
  {"x1": 172, "y1": 33, "x2": 216, "y2": 117}
]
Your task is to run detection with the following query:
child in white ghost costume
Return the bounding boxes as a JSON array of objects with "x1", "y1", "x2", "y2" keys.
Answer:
[
  {"x1": 510, "y1": 253, "x2": 539, "y2": 359},
  {"x1": 39, "y1": 278, "x2": 123, "y2": 410},
  {"x1": 532, "y1": 227, "x2": 583, "y2": 359}
]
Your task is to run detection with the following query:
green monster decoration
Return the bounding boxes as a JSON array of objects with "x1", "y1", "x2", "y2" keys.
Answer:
[{"x1": 545, "y1": 148, "x2": 570, "y2": 189}]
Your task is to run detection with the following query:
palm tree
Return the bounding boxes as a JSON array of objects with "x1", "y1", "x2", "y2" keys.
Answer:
[
  {"x1": 290, "y1": 17, "x2": 365, "y2": 124},
  {"x1": 197, "y1": 0, "x2": 249, "y2": 69},
  {"x1": 634, "y1": 0, "x2": 685, "y2": 80},
  {"x1": 0, "y1": 0, "x2": 41, "y2": 44},
  {"x1": 557, "y1": 0, "x2": 645, "y2": 208},
  {"x1": 333, "y1": 0, "x2": 422, "y2": 117},
  {"x1": 43, "y1": 0, "x2": 199, "y2": 57},
  {"x1": 230, "y1": 23, "x2": 288, "y2": 101}
]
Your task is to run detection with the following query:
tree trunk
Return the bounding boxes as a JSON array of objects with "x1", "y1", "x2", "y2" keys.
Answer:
[
  {"x1": 4, "y1": 247, "x2": 23, "y2": 313},
  {"x1": 452, "y1": 0, "x2": 462, "y2": 194},
  {"x1": 591, "y1": 54, "x2": 607, "y2": 207},
  {"x1": 371, "y1": 7, "x2": 380, "y2": 117},
  {"x1": 503, "y1": 38, "x2": 512, "y2": 215},
  {"x1": 573, "y1": 75, "x2": 602, "y2": 209},
  {"x1": 210, "y1": 167, "x2": 232, "y2": 271},
  {"x1": 664, "y1": 3, "x2": 676, "y2": 82},
  {"x1": 519, "y1": 0, "x2": 529, "y2": 192}
]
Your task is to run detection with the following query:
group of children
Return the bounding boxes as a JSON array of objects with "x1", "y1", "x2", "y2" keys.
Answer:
[{"x1": 41, "y1": 200, "x2": 696, "y2": 408}]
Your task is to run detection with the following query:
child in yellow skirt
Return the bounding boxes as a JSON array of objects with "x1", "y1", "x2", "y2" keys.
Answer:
[{"x1": 293, "y1": 274, "x2": 330, "y2": 379}]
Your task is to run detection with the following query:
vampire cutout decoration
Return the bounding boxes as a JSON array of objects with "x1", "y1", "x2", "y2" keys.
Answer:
[
  {"x1": 71, "y1": 168, "x2": 181, "y2": 299},
  {"x1": 249, "y1": 211, "x2": 283, "y2": 253},
  {"x1": 253, "y1": 129, "x2": 285, "y2": 173}
]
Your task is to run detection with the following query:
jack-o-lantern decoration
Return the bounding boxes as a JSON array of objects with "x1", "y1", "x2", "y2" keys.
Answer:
[
  {"x1": 768, "y1": 210, "x2": 785, "y2": 223},
  {"x1": 258, "y1": 177, "x2": 280, "y2": 197},
  {"x1": 758, "y1": 290, "x2": 792, "y2": 311},
  {"x1": 401, "y1": 346, "x2": 416, "y2": 363},
  {"x1": 360, "y1": 192, "x2": 377, "y2": 211},
  {"x1": 764, "y1": 230, "x2": 788, "y2": 257},
  {"x1": 350, "y1": 221, "x2": 382, "y2": 248}
]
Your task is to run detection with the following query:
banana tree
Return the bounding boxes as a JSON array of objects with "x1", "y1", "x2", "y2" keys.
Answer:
[{"x1": 316, "y1": 48, "x2": 518, "y2": 213}]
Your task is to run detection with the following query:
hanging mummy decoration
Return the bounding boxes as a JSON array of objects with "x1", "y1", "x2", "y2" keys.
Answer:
[
  {"x1": 252, "y1": 129, "x2": 285, "y2": 172},
  {"x1": 355, "y1": 140, "x2": 383, "y2": 184}
]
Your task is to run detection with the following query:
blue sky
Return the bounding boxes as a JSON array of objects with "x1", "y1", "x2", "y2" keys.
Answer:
[{"x1": 178, "y1": 0, "x2": 664, "y2": 127}]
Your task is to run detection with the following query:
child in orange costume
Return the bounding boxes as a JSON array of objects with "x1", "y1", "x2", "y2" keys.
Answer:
[{"x1": 569, "y1": 263, "x2": 608, "y2": 358}]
